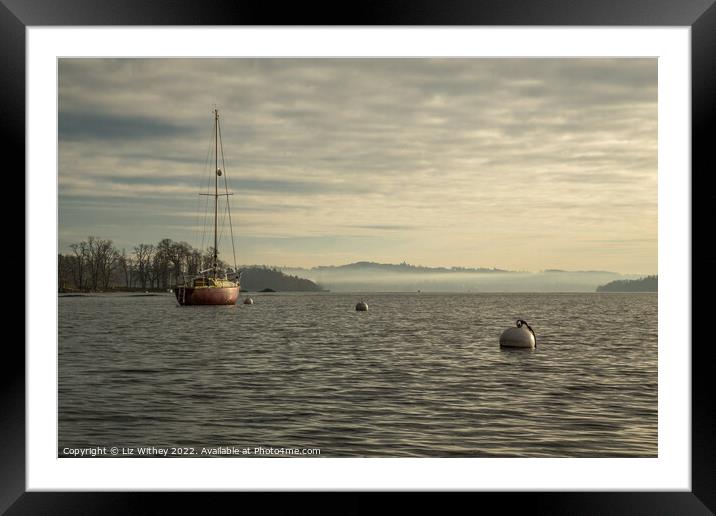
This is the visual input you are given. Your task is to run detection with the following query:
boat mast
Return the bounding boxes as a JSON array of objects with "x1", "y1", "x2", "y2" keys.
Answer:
[{"x1": 213, "y1": 108, "x2": 219, "y2": 276}]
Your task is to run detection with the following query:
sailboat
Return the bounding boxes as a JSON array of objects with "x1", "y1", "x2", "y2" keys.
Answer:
[{"x1": 175, "y1": 109, "x2": 240, "y2": 306}]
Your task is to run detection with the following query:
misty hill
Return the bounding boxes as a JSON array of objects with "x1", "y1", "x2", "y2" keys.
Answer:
[
  {"x1": 239, "y1": 266, "x2": 324, "y2": 292},
  {"x1": 596, "y1": 275, "x2": 657, "y2": 292},
  {"x1": 279, "y1": 262, "x2": 643, "y2": 292},
  {"x1": 312, "y1": 261, "x2": 507, "y2": 273}
]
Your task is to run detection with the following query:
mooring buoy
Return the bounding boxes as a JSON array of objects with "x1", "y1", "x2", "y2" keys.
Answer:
[
  {"x1": 499, "y1": 319, "x2": 536, "y2": 348},
  {"x1": 355, "y1": 301, "x2": 368, "y2": 311},
  {"x1": 243, "y1": 297, "x2": 254, "y2": 305}
]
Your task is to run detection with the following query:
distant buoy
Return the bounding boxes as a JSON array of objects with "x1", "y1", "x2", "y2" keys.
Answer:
[
  {"x1": 355, "y1": 301, "x2": 368, "y2": 311},
  {"x1": 499, "y1": 319, "x2": 536, "y2": 348},
  {"x1": 244, "y1": 297, "x2": 254, "y2": 305}
]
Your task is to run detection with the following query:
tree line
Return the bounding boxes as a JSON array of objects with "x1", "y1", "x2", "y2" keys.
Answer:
[
  {"x1": 58, "y1": 237, "x2": 235, "y2": 291},
  {"x1": 596, "y1": 275, "x2": 658, "y2": 292},
  {"x1": 58, "y1": 236, "x2": 325, "y2": 292}
]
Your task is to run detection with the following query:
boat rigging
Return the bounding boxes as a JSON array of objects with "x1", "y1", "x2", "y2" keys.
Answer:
[{"x1": 175, "y1": 108, "x2": 240, "y2": 306}]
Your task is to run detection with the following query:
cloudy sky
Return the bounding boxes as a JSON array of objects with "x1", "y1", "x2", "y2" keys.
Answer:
[{"x1": 58, "y1": 58, "x2": 657, "y2": 273}]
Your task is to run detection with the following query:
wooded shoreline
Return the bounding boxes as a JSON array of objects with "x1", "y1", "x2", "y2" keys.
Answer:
[{"x1": 58, "y1": 236, "x2": 324, "y2": 293}]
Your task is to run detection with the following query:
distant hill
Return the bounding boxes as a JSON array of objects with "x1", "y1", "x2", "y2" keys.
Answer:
[
  {"x1": 239, "y1": 266, "x2": 324, "y2": 292},
  {"x1": 596, "y1": 275, "x2": 657, "y2": 292},
  {"x1": 279, "y1": 262, "x2": 638, "y2": 292},
  {"x1": 543, "y1": 269, "x2": 615, "y2": 274},
  {"x1": 312, "y1": 261, "x2": 506, "y2": 273}
]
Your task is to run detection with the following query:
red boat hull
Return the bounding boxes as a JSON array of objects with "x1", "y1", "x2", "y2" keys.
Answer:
[{"x1": 175, "y1": 286, "x2": 239, "y2": 306}]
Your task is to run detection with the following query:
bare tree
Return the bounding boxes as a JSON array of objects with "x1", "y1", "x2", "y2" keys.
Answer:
[
  {"x1": 66, "y1": 237, "x2": 119, "y2": 290},
  {"x1": 85, "y1": 236, "x2": 99, "y2": 290},
  {"x1": 187, "y1": 248, "x2": 202, "y2": 276},
  {"x1": 69, "y1": 241, "x2": 88, "y2": 289},
  {"x1": 167, "y1": 241, "x2": 192, "y2": 285},
  {"x1": 117, "y1": 248, "x2": 134, "y2": 288},
  {"x1": 133, "y1": 243, "x2": 155, "y2": 290},
  {"x1": 155, "y1": 238, "x2": 174, "y2": 289},
  {"x1": 58, "y1": 254, "x2": 75, "y2": 291},
  {"x1": 90, "y1": 238, "x2": 118, "y2": 290},
  {"x1": 150, "y1": 251, "x2": 163, "y2": 289}
]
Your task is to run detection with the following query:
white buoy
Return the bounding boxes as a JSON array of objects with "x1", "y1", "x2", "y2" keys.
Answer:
[
  {"x1": 499, "y1": 319, "x2": 536, "y2": 348},
  {"x1": 355, "y1": 301, "x2": 368, "y2": 311},
  {"x1": 244, "y1": 297, "x2": 254, "y2": 305}
]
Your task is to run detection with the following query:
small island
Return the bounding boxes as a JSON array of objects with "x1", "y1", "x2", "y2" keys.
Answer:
[
  {"x1": 596, "y1": 275, "x2": 657, "y2": 292},
  {"x1": 240, "y1": 267, "x2": 322, "y2": 292}
]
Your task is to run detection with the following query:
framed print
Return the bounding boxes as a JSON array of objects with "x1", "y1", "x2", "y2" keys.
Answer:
[{"x1": 6, "y1": 0, "x2": 715, "y2": 513}]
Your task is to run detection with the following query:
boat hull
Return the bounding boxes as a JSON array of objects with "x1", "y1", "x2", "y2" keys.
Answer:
[{"x1": 175, "y1": 286, "x2": 239, "y2": 306}]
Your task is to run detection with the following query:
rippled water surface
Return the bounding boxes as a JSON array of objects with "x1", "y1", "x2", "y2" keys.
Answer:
[{"x1": 59, "y1": 292, "x2": 657, "y2": 457}]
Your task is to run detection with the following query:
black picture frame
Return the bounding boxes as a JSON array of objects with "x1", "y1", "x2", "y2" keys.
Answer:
[{"x1": 6, "y1": 0, "x2": 714, "y2": 513}]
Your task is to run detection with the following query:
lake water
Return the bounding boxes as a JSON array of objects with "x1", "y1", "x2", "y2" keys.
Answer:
[{"x1": 58, "y1": 292, "x2": 657, "y2": 457}]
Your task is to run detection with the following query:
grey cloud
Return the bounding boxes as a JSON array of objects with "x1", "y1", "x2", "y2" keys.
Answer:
[
  {"x1": 58, "y1": 58, "x2": 657, "y2": 273},
  {"x1": 59, "y1": 112, "x2": 196, "y2": 141}
]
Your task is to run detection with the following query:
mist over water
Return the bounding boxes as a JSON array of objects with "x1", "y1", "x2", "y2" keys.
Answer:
[
  {"x1": 280, "y1": 268, "x2": 645, "y2": 293},
  {"x1": 58, "y1": 292, "x2": 657, "y2": 457}
]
